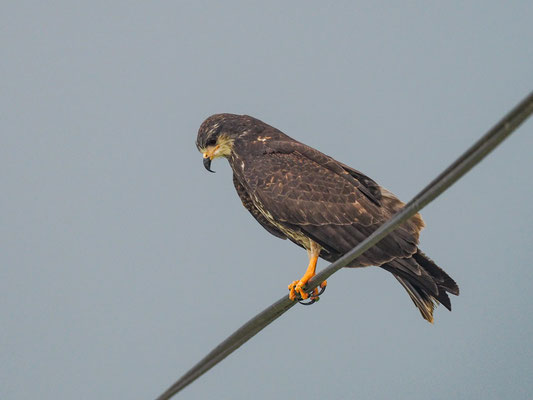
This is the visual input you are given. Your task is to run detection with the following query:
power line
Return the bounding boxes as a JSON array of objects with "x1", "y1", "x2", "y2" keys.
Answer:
[{"x1": 156, "y1": 91, "x2": 533, "y2": 400}]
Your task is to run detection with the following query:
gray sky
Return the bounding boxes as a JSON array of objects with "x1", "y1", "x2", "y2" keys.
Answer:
[{"x1": 2, "y1": 2, "x2": 533, "y2": 399}]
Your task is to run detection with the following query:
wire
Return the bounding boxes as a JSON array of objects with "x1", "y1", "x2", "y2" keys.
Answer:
[{"x1": 156, "y1": 90, "x2": 533, "y2": 400}]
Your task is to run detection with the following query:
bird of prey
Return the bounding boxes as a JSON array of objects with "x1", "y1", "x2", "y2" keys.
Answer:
[{"x1": 196, "y1": 113, "x2": 459, "y2": 322}]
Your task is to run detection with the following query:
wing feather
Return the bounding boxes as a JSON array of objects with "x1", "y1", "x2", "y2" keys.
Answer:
[{"x1": 238, "y1": 142, "x2": 423, "y2": 266}]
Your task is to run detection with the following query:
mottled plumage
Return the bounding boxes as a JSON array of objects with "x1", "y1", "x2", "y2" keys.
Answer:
[{"x1": 196, "y1": 113, "x2": 459, "y2": 322}]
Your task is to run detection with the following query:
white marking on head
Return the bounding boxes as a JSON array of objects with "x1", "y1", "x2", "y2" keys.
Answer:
[{"x1": 209, "y1": 122, "x2": 220, "y2": 134}]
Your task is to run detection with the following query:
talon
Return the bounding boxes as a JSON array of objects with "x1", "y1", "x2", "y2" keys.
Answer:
[
  {"x1": 299, "y1": 297, "x2": 316, "y2": 305},
  {"x1": 307, "y1": 281, "x2": 326, "y2": 302},
  {"x1": 317, "y1": 280, "x2": 327, "y2": 296}
]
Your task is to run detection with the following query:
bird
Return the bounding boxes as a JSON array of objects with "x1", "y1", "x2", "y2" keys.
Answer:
[{"x1": 196, "y1": 113, "x2": 459, "y2": 322}]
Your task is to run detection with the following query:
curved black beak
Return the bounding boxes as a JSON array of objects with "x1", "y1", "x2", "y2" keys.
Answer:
[{"x1": 203, "y1": 156, "x2": 215, "y2": 173}]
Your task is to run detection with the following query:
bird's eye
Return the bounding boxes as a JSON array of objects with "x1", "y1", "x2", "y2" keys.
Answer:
[{"x1": 206, "y1": 138, "x2": 217, "y2": 147}]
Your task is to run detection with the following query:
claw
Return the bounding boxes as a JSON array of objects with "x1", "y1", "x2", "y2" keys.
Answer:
[
  {"x1": 299, "y1": 297, "x2": 316, "y2": 305},
  {"x1": 307, "y1": 281, "x2": 327, "y2": 303},
  {"x1": 289, "y1": 279, "x2": 328, "y2": 304},
  {"x1": 317, "y1": 280, "x2": 327, "y2": 296}
]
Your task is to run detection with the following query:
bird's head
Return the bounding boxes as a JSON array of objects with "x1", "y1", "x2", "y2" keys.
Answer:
[{"x1": 196, "y1": 113, "x2": 262, "y2": 172}]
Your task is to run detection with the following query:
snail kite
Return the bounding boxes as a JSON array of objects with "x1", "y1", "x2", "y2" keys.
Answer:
[{"x1": 196, "y1": 113, "x2": 459, "y2": 322}]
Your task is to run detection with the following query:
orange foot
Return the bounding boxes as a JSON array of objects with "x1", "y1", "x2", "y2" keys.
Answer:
[
  {"x1": 288, "y1": 279, "x2": 309, "y2": 301},
  {"x1": 289, "y1": 279, "x2": 327, "y2": 303},
  {"x1": 288, "y1": 242, "x2": 327, "y2": 304}
]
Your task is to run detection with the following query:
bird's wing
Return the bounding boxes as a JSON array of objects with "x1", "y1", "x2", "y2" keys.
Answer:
[{"x1": 240, "y1": 140, "x2": 424, "y2": 266}]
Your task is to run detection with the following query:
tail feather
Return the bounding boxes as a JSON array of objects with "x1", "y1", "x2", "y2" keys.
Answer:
[
  {"x1": 413, "y1": 251, "x2": 459, "y2": 295},
  {"x1": 393, "y1": 275, "x2": 436, "y2": 323},
  {"x1": 382, "y1": 249, "x2": 459, "y2": 323}
]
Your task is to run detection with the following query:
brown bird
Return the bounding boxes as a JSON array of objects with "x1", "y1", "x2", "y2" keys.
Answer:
[{"x1": 196, "y1": 113, "x2": 459, "y2": 322}]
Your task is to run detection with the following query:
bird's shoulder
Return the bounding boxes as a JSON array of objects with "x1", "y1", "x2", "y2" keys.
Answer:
[
  {"x1": 230, "y1": 138, "x2": 384, "y2": 227},
  {"x1": 234, "y1": 135, "x2": 382, "y2": 208}
]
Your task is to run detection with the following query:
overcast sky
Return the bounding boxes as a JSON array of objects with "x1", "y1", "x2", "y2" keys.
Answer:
[{"x1": 2, "y1": 2, "x2": 533, "y2": 399}]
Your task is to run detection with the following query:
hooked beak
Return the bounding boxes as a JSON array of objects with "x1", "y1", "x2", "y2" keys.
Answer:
[{"x1": 202, "y1": 153, "x2": 215, "y2": 173}]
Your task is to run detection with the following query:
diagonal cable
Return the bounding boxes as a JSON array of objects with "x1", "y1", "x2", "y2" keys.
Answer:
[{"x1": 156, "y1": 90, "x2": 533, "y2": 400}]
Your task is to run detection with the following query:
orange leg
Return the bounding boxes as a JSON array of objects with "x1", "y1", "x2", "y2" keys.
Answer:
[
  {"x1": 288, "y1": 241, "x2": 327, "y2": 301},
  {"x1": 288, "y1": 254, "x2": 318, "y2": 300}
]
